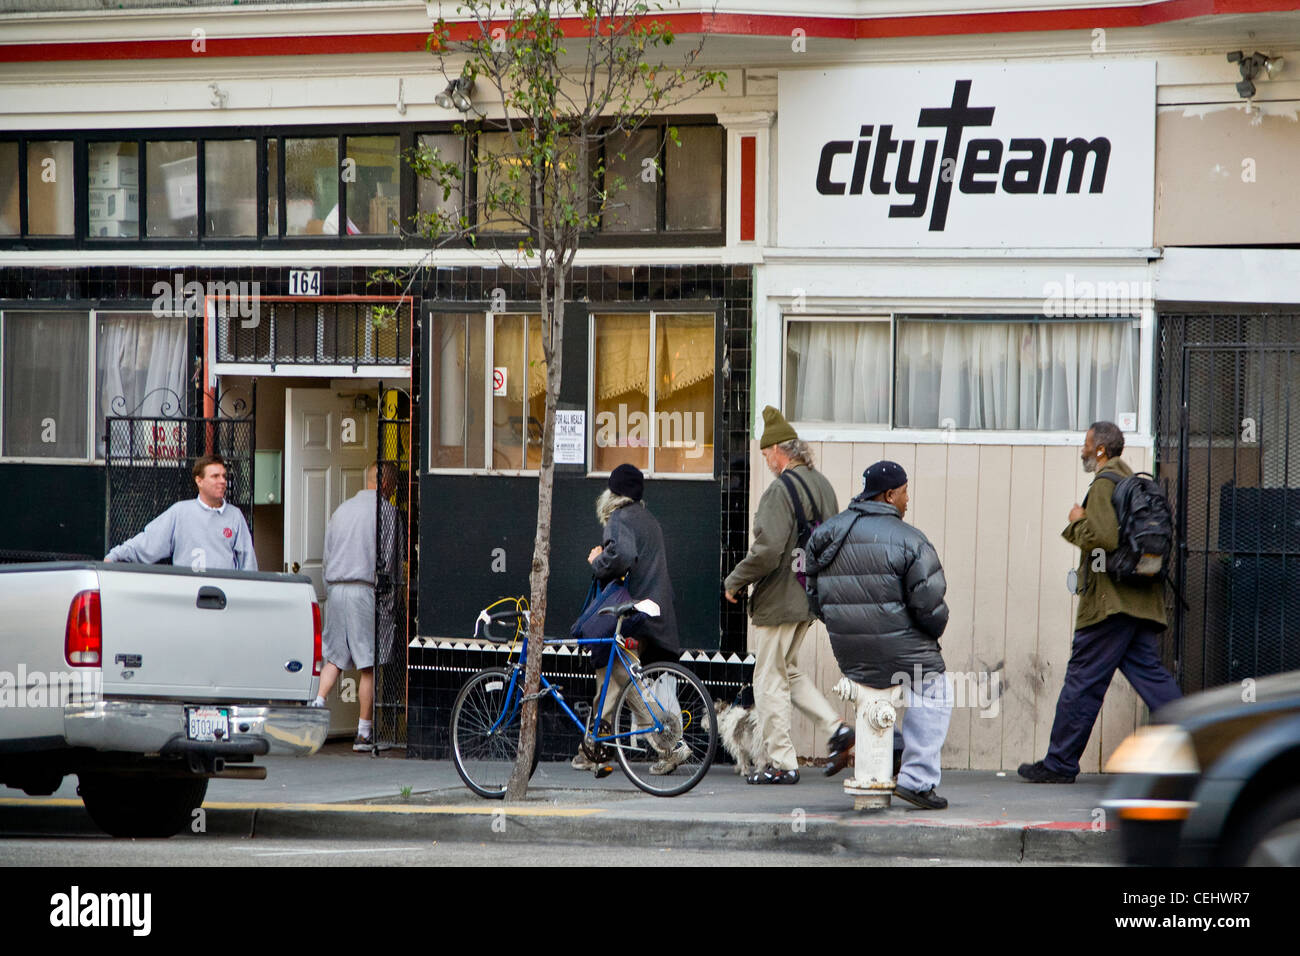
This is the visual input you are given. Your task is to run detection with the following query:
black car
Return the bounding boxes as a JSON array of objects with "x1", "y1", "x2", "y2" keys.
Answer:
[{"x1": 1104, "y1": 670, "x2": 1300, "y2": 866}]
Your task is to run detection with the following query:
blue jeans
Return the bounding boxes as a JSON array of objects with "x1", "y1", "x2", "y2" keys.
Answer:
[
  {"x1": 896, "y1": 671, "x2": 953, "y2": 792},
  {"x1": 1045, "y1": 614, "x2": 1182, "y2": 777}
]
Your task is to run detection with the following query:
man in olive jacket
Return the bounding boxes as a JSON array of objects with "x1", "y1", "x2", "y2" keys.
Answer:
[
  {"x1": 1019, "y1": 421, "x2": 1182, "y2": 784},
  {"x1": 724, "y1": 407, "x2": 852, "y2": 784},
  {"x1": 806, "y1": 460, "x2": 953, "y2": 809}
]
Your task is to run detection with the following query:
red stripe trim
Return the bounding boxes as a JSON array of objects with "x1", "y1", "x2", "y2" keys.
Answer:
[
  {"x1": 2, "y1": 2, "x2": 1294, "y2": 63},
  {"x1": 739, "y1": 135, "x2": 756, "y2": 243}
]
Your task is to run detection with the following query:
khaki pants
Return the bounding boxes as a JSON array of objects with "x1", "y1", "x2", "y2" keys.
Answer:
[
  {"x1": 593, "y1": 649, "x2": 678, "y2": 754},
  {"x1": 753, "y1": 620, "x2": 842, "y2": 771}
]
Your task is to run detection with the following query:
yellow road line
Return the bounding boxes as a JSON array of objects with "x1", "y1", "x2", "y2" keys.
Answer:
[{"x1": 0, "y1": 797, "x2": 604, "y2": 818}]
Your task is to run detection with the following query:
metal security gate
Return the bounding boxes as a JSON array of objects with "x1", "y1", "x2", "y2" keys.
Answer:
[
  {"x1": 105, "y1": 408, "x2": 255, "y2": 559},
  {"x1": 1157, "y1": 312, "x2": 1300, "y2": 692},
  {"x1": 373, "y1": 382, "x2": 414, "y2": 749}
]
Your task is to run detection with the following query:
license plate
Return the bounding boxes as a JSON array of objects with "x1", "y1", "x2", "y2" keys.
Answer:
[{"x1": 186, "y1": 707, "x2": 230, "y2": 742}]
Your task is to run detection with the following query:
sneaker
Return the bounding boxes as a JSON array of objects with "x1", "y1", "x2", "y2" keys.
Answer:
[
  {"x1": 893, "y1": 784, "x2": 948, "y2": 810},
  {"x1": 746, "y1": 765, "x2": 799, "y2": 785},
  {"x1": 571, "y1": 751, "x2": 597, "y2": 772},
  {"x1": 823, "y1": 723, "x2": 855, "y2": 778},
  {"x1": 649, "y1": 741, "x2": 690, "y2": 775},
  {"x1": 1017, "y1": 760, "x2": 1076, "y2": 784},
  {"x1": 308, "y1": 698, "x2": 325, "y2": 708},
  {"x1": 352, "y1": 734, "x2": 392, "y2": 753}
]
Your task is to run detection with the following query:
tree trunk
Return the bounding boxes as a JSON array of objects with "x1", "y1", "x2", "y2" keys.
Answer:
[{"x1": 505, "y1": 265, "x2": 565, "y2": 801}]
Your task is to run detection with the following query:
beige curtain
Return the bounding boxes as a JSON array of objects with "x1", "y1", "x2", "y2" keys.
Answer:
[
  {"x1": 493, "y1": 315, "x2": 547, "y2": 402},
  {"x1": 595, "y1": 314, "x2": 650, "y2": 401},
  {"x1": 656, "y1": 315, "x2": 714, "y2": 398}
]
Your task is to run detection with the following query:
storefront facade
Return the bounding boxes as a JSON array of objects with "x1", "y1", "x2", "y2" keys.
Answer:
[{"x1": 2, "y1": 0, "x2": 1297, "y2": 764}]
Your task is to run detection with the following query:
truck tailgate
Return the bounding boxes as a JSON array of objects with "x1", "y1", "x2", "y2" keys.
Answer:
[{"x1": 97, "y1": 567, "x2": 318, "y2": 701}]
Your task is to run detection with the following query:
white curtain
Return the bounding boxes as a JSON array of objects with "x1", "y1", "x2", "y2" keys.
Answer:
[
  {"x1": 785, "y1": 321, "x2": 891, "y2": 423},
  {"x1": 895, "y1": 319, "x2": 1138, "y2": 431},
  {"x1": 97, "y1": 313, "x2": 188, "y2": 458}
]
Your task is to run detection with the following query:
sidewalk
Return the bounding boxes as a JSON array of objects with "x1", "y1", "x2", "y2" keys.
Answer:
[{"x1": 0, "y1": 743, "x2": 1120, "y2": 863}]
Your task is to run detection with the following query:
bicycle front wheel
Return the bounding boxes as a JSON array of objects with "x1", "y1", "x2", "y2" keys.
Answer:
[
  {"x1": 612, "y1": 661, "x2": 717, "y2": 797},
  {"x1": 450, "y1": 667, "x2": 538, "y2": 799}
]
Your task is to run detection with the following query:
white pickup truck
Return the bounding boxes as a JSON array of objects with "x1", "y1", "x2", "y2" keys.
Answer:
[{"x1": 0, "y1": 562, "x2": 329, "y2": 837}]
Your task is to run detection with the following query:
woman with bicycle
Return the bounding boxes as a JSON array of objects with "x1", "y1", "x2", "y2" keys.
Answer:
[{"x1": 572, "y1": 463, "x2": 687, "y2": 775}]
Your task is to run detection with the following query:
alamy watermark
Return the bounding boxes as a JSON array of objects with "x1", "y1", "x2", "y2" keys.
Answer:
[
  {"x1": 890, "y1": 665, "x2": 1002, "y2": 718},
  {"x1": 0, "y1": 666, "x2": 102, "y2": 708},
  {"x1": 1042, "y1": 273, "x2": 1151, "y2": 318},
  {"x1": 593, "y1": 403, "x2": 706, "y2": 459},
  {"x1": 152, "y1": 273, "x2": 260, "y2": 327}
]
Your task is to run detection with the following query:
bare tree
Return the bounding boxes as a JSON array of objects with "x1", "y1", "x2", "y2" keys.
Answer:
[{"x1": 392, "y1": 1, "x2": 723, "y2": 799}]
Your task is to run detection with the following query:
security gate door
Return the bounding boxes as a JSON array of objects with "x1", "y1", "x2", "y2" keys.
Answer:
[{"x1": 1162, "y1": 313, "x2": 1300, "y2": 692}]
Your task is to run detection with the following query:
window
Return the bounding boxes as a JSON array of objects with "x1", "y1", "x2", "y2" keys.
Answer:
[
  {"x1": 665, "y1": 126, "x2": 723, "y2": 232},
  {"x1": 0, "y1": 310, "x2": 187, "y2": 460},
  {"x1": 417, "y1": 133, "x2": 466, "y2": 232},
  {"x1": 0, "y1": 142, "x2": 18, "y2": 236},
  {"x1": 591, "y1": 312, "x2": 715, "y2": 475},
  {"x1": 783, "y1": 313, "x2": 1140, "y2": 433},
  {"x1": 284, "y1": 138, "x2": 340, "y2": 235},
  {"x1": 346, "y1": 135, "x2": 400, "y2": 236},
  {"x1": 205, "y1": 140, "x2": 257, "y2": 237},
  {"x1": 96, "y1": 312, "x2": 188, "y2": 458},
  {"x1": 146, "y1": 140, "x2": 198, "y2": 238},
  {"x1": 216, "y1": 302, "x2": 410, "y2": 366},
  {"x1": 0, "y1": 121, "x2": 726, "y2": 246},
  {"x1": 2, "y1": 311, "x2": 89, "y2": 458},
  {"x1": 31, "y1": 140, "x2": 76, "y2": 236},
  {"x1": 785, "y1": 318, "x2": 891, "y2": 424},
  {"x1": 428, "y1": 312, "x2": 546, "y2": 471},
  {"x1": 598, "y1": 123, "x2": 724, "y2": 235}
]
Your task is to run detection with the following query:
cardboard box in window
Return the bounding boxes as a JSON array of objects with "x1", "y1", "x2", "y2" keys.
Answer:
[
  {"x1": 88, "y1": 219, "x2": 139, "y2": 238},
  {"x1": 88, "y1": 187, "x2": 139, "y2": 221},
  {"x1": 88, "y1": 147, "x2": 139, "y2": 189},
  {"x1": 158, "y1": 155, "x2": 198, "y2": 220},
  {"x1": 369, "y1": 193, "x2": 399, "y2": 234}
]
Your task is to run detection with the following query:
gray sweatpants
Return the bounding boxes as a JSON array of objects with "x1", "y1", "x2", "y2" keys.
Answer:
[{"x1": 895, "y1": 671, "x2": 954, "y2": 792}]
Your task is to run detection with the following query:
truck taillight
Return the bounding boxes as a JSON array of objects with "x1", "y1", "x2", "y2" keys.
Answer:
[
  {"x1": 65, "y1": 589, "x2": 102, "y2": 667},
  {"x1": 311, "y1": 602, "x2": 322, "y2": 676}
]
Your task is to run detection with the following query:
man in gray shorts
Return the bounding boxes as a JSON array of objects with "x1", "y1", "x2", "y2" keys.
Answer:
[{"x1": 312, "y1": 462, "x2": 403, "y2": 751}]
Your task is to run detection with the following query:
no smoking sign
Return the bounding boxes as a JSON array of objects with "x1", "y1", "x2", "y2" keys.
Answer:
[{"x1": 492, "y1": 367, "x2": 507, "y2": 396}]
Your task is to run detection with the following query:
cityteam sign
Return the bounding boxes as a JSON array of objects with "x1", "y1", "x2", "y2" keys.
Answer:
[{"x1": 777, "y1": 63, "x2": 1155, "y2": 248}]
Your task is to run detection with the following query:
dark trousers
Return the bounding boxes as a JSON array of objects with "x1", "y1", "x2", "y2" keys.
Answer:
[{"x1": 1045, "y1": 613, "x2": 1182, "y2": 777}]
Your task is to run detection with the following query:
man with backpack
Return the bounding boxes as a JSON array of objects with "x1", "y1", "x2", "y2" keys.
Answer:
[
  {"x1": 724, "y1": 406, "x2": 854, "y2": 784},
  {"x1": 1019, "y1": 421, "x2": 1182, "y2": 784}
]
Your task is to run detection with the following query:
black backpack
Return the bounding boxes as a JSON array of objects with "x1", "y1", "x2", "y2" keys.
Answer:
[
  {"x1": 1096, "y1": 471, "x2": 1174, "y2": 585},
  {"x1": 778, "y1": 470, "x2": 822, "y2": 589}
]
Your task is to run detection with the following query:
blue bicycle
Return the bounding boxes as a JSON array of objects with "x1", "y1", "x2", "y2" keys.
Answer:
[{"x1": 450, "y1": 597, "x2": 718, "y2": 798}]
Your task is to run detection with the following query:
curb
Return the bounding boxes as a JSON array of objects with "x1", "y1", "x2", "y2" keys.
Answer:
[{"x1": 0, "y1": 802, "x2": 1119, "y2": 863}]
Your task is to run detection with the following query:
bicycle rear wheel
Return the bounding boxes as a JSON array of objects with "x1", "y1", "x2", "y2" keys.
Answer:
[
  {"x1": 611, "y1": 661, "x2": 717, "y2": 797},
  {"x1": 450, "y1": 667, "x2": 538, "y2": 799}
]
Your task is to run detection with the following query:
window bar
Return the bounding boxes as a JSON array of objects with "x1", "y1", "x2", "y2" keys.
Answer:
[
  {"x1": 1201, "y1": 343, "x2": 1214, "y2": 686},
  {"x1": 1251, "y1": 335, "x2": 1264, "y2": 677},
  {"x1": 138, "y1": 140, "x2": 148, "y2": 239},
  {"x1": 277, "y1": 138, "x2": 287, "y2": 239},
  {"x1": 648, "y1": 310, "x2": 657, "y2": 473},
  {"x1": 483, "y1": 312, "x2": 494, "y2": 470},
  {"x1": 338, "y1": 134, "x2": 347, "y2": 242},
  {"x1": 197, "y1": 143, "x2": 207, "y2": 241},
  {"x1": 16, "y1": 142, "x2": 27, "y2": 237},
  {"x1": 1282, "y1": 348, "x2": 1293, "y2": 672}
]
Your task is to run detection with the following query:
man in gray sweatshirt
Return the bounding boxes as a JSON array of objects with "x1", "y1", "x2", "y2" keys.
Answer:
[
  {"x1": 313, "y1": 462, "x2": 404, "y2": 752},
  {"x1": 105, "y1": 454, "x2": 256, "y2": 571}
]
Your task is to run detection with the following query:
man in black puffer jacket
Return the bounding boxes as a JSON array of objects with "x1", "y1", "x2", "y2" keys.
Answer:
[{"x1": 805, "y1": 460, "x2": 954, "y2": 810}]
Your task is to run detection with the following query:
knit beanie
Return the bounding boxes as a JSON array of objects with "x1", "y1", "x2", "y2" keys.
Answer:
[
  {"x1": 861, "y1": 460, "x2": 908, "y2": 499},
  {"x1": 758, "y1": 405, "x2": 798, "y2": 449},
  {"x1": 608, "y1": 463, "x2": 644, "y2": 501}
]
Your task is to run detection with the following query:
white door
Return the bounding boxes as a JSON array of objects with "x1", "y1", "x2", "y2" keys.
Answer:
[{"x1": 284, "y1": 388, "x2": 375, "y2": 735}]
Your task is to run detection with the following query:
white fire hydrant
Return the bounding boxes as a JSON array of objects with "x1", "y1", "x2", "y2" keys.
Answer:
[{"x1": 833, "y1": 677, "x2": 902, "y2": 810}]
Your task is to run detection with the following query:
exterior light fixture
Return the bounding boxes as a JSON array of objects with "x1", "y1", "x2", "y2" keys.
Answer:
[
  {"x1": 435, "y1": 75, "x2": 475, "y2": 112},
  {"x1": 1227, "y1": 51, "x2": 1284, "y2": 99}
]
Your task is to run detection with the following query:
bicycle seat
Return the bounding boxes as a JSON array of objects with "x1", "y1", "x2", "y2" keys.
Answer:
[{"x1": 597, "y1": 598, "x2": 661, "y2": 619}]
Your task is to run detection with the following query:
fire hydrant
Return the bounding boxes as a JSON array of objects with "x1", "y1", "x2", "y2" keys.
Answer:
[{"x1": 833, "y1": 677, "x2": 902, "y2": 810}]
